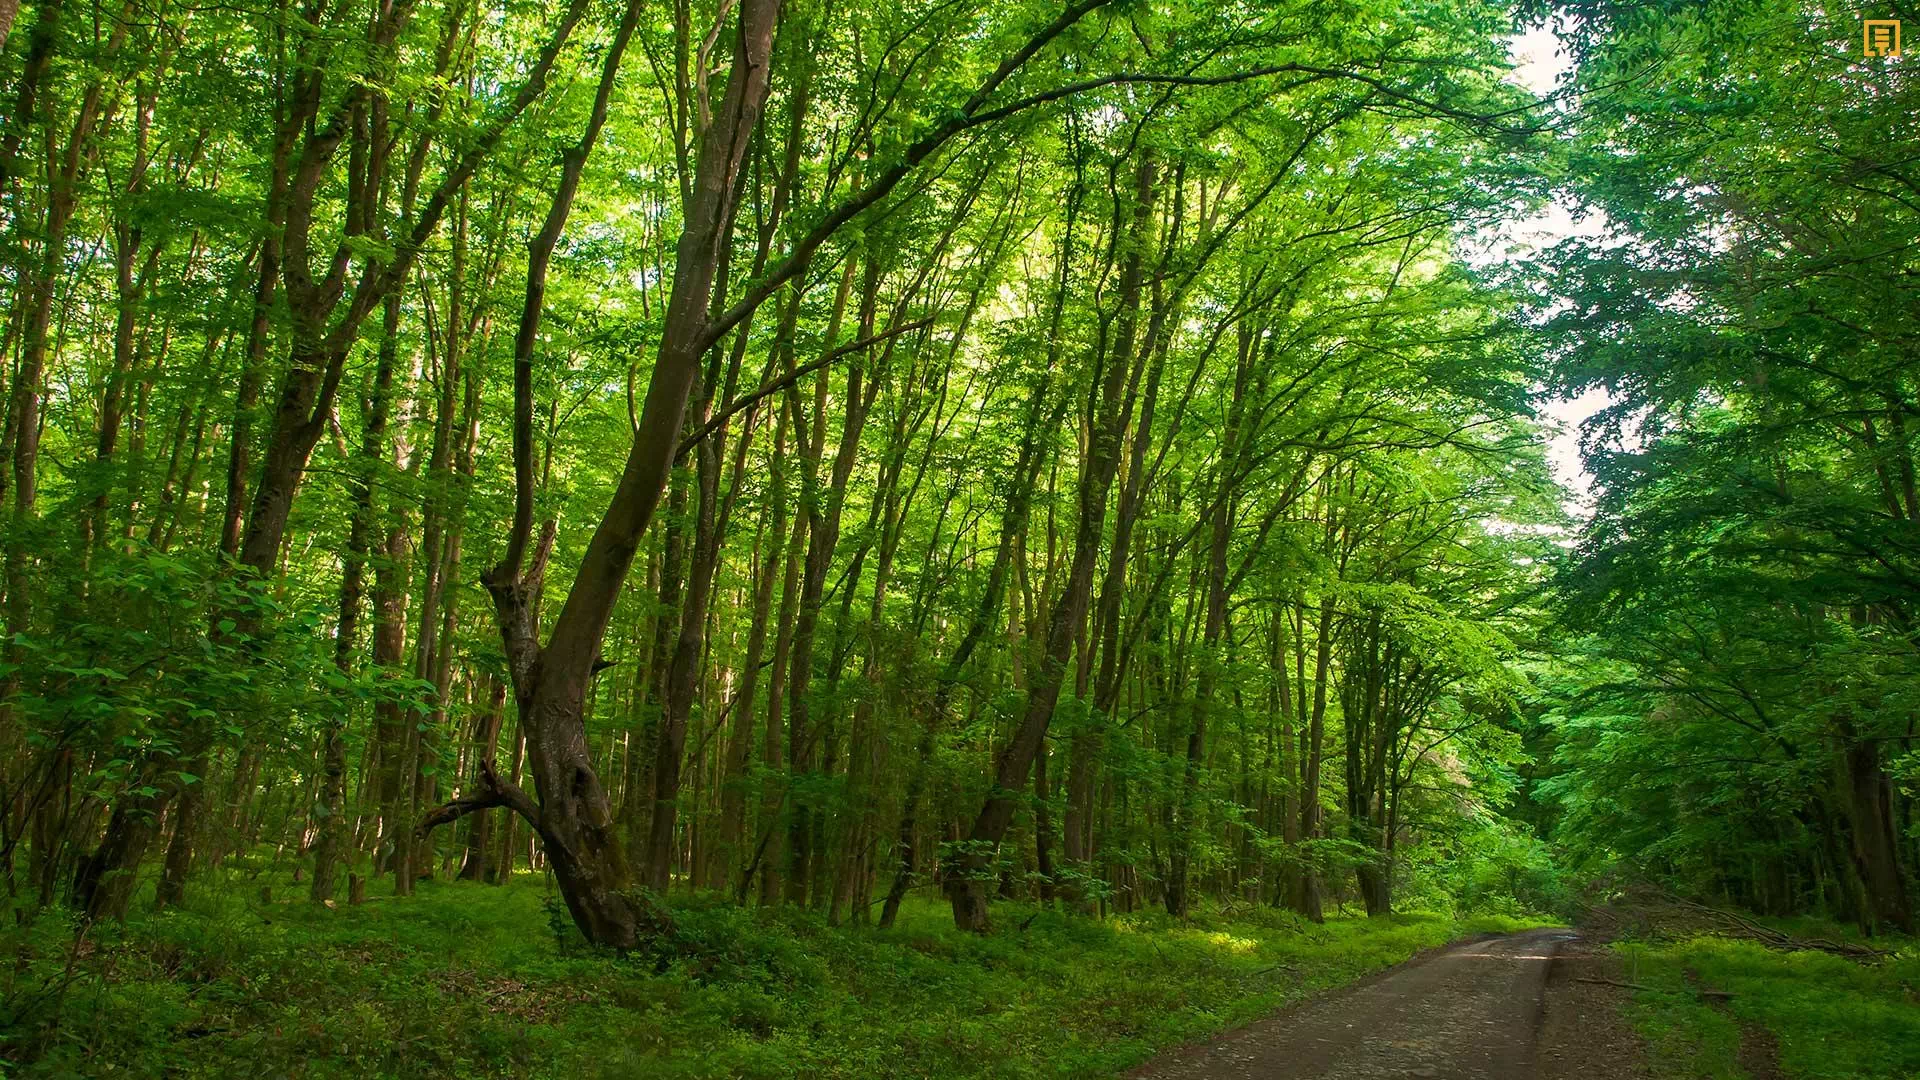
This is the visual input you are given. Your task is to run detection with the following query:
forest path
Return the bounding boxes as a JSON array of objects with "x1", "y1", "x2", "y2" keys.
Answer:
[{"x1": 1129, "y1": 928, "x2": 1586, "y2": 1080}]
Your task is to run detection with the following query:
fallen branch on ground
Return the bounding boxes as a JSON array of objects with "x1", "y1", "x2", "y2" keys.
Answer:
[
  {"x1": 1575, "y1": 977, "x2": 1735, "y2": 1000},
  {"x1": 1577, "y1": 884, "x2": 1890, "y2": 963}
]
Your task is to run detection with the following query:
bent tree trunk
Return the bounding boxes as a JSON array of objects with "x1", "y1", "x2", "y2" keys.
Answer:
[
  {"x1": 420, "y1": 0, "x2": 781, "y2": 947},
  {"x1": 73, "y1": 785, "x2": 169, "y2": 921},
  {"x1": 521, "y1": 678, "x2": 644, "y2": 941},
  {"x1": 422, "y1": 0, "x2": 1116, "y2": 946}
]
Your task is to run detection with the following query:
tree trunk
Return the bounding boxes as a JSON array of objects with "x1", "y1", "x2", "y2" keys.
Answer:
[
  {"x1": 1842, "y1": 735, "x2": 1914, "y2": 934},
  {"x1": 1295, "y1": 600, "x2": 1334, "y2": 923},
  {"x1": 948, "y1": 158, "x2": 1156, "y2": 932},
  {"x1": 436, "y1": 0, "x2": 782, "y2": 946},
  {"x1": 459, "y1": 679, "x2": 509, "y2": 880}
]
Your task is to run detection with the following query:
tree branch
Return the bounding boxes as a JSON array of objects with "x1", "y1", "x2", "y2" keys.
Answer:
[
  {"x1": 416, "y1": 759, "x2": 540, "y2": 837},
  {"x1": 676, "y1": 317, "x2": 935, "y2": 456}
]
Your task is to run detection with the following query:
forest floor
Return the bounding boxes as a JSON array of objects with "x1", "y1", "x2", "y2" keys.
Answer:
[
  {"x1": 0, "y1": 871, "x2": 1550, "y2": 1079},
  {"x1": 9, "y1": 868, "x2": 1913, "y2": 1079}
]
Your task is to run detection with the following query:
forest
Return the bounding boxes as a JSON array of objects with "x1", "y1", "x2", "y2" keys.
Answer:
[{"x1": 0, "y1": 0, "x2": 1915, "y2": 1075}]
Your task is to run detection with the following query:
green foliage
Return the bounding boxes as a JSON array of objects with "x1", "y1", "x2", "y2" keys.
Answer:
[
  {"x1": 1615, "y1": 935, "x2": 1920, "y2": 1080},
  {"x1": 3, "y1": 547, "x2": 364, "y2": 790},
  {"x1": 1521, "y1": 0, "x2": 1920, "y2": 935},
  {"x1": 1397, "y1": 816, "x2": 1570, "y2": 919}
]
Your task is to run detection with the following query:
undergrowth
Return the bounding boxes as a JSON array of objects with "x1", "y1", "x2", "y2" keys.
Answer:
[
  {"x1": 1616, "y1": 931, "x2": 1920, "y2": 1080},
  {"x1": 1, "y1": 874, "x2": 1546, "y2": 1079}
]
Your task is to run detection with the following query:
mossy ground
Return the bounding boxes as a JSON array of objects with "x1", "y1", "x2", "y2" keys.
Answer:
[
  {"x1": 1, "y1": 871, "x2": 1546, "y2": 1079},
  {"x1": 1615, "y1": 928, "x2": 1920, "y2": 1080}
]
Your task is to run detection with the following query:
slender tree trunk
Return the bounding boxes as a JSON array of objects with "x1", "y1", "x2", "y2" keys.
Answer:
[
  {"x1": 459, "y1": 679, "x2": 509, "y2": 880},
  {"x1": 1295, "y1": 600, "x2": 1334, "y2": 923},
  {"x1": 782, "y1": 262, "x2": 859, "y2": 906},
  {"x1": 948, "y1": 158, "x2": 1156, "y2": 932},
  {"x1": 722, "y1": 409, "x2": 787, "y2": 888}
]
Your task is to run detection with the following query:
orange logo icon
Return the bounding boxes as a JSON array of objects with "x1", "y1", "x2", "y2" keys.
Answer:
[{"x1": 1865, "y1": 19, "x2": 1902, "y2": 57}]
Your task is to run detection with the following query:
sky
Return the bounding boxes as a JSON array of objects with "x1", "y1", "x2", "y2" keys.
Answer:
[{"x1": 1499, "y1": 23, "x2": 1612, "y2": 511}]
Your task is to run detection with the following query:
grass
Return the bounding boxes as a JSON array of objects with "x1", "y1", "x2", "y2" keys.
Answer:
[
  {"x1": 1, "y1": 871, "x2": 1549, "y2": 1079},
  {"x1": 1615, "y1": 930, "x2": 1920, "y2": 1080}
]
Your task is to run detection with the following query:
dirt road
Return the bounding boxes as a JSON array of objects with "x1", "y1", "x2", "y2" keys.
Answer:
[{"x1": 1129, "y1": 928, "x2": 1586, "y2": 1080}]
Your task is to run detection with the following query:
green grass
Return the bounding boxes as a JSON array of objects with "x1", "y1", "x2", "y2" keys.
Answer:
[
  {"x1": 1616, "y1": 934, "x2": 1920, "y2": 1080},
  {"x1": 1, "y1": 873, "x2": 1549, "y2": 1079}
]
